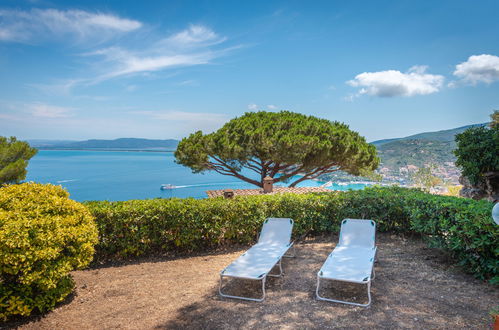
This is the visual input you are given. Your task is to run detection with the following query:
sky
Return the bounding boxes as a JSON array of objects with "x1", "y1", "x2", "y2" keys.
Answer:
[{"x1": 0, "y1": 0, "x2": 498, "y2": 142}]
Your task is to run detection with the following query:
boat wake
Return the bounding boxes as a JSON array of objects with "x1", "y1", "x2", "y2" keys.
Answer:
[
  {"x1": 161, "y1": 182, "x2": 241, "y2": 190},
  {"x1": 56, "y1": 179, "x2": 78, "y2": 183}
]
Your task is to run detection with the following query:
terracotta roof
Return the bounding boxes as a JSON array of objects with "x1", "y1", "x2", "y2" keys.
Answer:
[{"x1": 206, "y1": 186, "x2": 333, "y2": 198}]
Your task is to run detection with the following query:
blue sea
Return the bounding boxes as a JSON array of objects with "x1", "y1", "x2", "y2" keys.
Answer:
[{"x1": 25, "y1": 150, "x2": 369, "y2": 202}]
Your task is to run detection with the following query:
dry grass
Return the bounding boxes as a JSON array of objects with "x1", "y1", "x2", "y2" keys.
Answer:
[{"x1": 5, "y1": 233, "x2": 498, "y2": 329}]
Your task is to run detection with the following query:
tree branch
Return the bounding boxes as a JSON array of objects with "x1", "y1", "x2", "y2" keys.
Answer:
[
  {"x1": 288, "y1": 165, "x2": 341, "y2": 187},
  {"x1": 207, "y1": 156, "x2": 262, "y2": 187}
]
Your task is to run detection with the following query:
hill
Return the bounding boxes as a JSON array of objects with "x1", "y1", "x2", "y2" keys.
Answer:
[
  {"x1": 27, "y1": 139, "x2": 77, "y2": 147},
  {"x1": 374, "y1": 123, "x2": 488, "y2": 184},
  {"x1": 30, "y1": 138, "x2": 179, "y2": 150},
  {"x1": 377, "y1": 139, "x2": 455, "y2": 169},
  {"x1": 322, "y1": 122, "x2": 488, "y2": 185},
  {"x1": 371, "y1": 123, "x2": 486, "y2": 147}
]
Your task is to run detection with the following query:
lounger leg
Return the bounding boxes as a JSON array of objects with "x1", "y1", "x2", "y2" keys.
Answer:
[
  {"x1": 219, "y1": 275, "x2": 266, "y2": 302},
  {"x1": 283, "y1": 244, "x2": 296, "y2": 258},
  {"x1": 316, "y1": 276, "x2": 372, "y2": 307},
  {"x1": 267, "y1": 258, "x2": 283, "y2": 277}
]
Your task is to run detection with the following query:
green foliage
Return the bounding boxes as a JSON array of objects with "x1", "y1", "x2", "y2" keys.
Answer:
[
  {"x1": 0, "y1": 183, "x2": 98, "y2": 320},
  {"x1": 174, "y1": 111, "x2": 379, "y2": 187},
  {"x1": 491, "y1": 110, "x2": 499, "y2": 129},
  {"x1": 410, "y1": 165, "x2": 443, "y2": 191},
  {"x1": 0, "y1": 137, "x2": 38, "y2": 185},
  {"x1": 377, "y1": 139, "x2": 456, "y2": 169},
  {"x1": 454, "y1": 125, "x2": 499, "y2": 185},
  {"x1": 85, "y1": 187, "x2": 497, "y2": 282}
]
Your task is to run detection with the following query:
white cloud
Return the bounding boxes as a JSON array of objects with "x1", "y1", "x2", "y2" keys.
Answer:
[
  {"x1": 27, "y1": 103, "x2": 72, "y2": 118},
  {"x1": 177, "y1": 80, "x2": 199, "y2": 86},
  {"x1": 86, "y1": 25, "x2": 230, "y2": 82},
  {"x1": 160, "y1": 25, "x2": 226, "y2": 49},
  {"x1": 247, "y1": 103, "x2": 258, "y2": 110},
  {"x1": 0, "y1": 9, "x2": 141, "y2": 44},
  {"x1": 267, "y1": 105, "x2": 278, "y2": 110},
  {"x1": 347, "y1": 65, "x2": 444, "y2": 98},
  {"x1": 453, "y1": 54, "x2": 499, "y2": 85}
]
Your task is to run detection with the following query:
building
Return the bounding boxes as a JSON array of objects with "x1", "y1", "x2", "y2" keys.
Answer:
[{"x1": 206, "y1": 176, "x2": 333, "y2": 198}]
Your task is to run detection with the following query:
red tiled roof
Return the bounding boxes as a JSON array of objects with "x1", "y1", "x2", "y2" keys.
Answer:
[{"x1": 206, "y1": 186, "x2": 333, "y2": 198}]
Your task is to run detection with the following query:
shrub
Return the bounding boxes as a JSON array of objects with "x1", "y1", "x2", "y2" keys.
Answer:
[
  {"x1": 0, "y1": 183, "x2": 98, "y2": 320},
  {"x1": 85, "y1": 187, "x2": 498, "y2": 283}
]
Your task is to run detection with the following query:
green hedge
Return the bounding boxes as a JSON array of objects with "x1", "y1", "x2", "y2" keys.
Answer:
[{"x1": 85, "y1": 187, "x2": 498, "y2": 283}]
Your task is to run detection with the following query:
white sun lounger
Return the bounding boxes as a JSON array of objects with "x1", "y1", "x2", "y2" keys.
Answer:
[
  {"x1": 219, "y1": 218, "x2": 295, "y2": 302},
  {"x1": 316, "y1": 219, "x2": 377, "y2": 307}
]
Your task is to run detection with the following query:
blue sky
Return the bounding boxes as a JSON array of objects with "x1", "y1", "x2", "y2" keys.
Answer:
[{"x1": 1, "y1": 0, "x2": 498, "y2": 142}]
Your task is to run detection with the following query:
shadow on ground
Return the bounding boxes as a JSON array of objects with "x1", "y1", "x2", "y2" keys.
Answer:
[
  {"x1": 158, "y1": 235, "x2": 496, "y2": 329},
  {"x1": 8, "y1": 234, "x2": 497, "y2": 330}
]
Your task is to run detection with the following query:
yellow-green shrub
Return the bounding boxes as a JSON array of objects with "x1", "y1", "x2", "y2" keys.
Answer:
[{"x1": 0, "y1": 183, "x2": 98, "y2": 320}]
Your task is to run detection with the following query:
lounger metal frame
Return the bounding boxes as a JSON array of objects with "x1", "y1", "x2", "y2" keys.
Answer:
[
  {"x1": 315, "y1": 219, "x2": 377, "y2": 307},
  {"x1": 316, "y1": 247, "x2": 376, "y2": 307},
  {"x1": 219, "y1": 218, "x2": 295, "y2": 302}
]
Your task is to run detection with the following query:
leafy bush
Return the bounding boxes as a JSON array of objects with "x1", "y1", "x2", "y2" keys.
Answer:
[
  {"x1": 85, "y1": 187, "x2": 498, "y2": 283},
  {"x1": 0, "y1": 183, "x2": 98, "y2": 320},
  {"x1": 454, "y1": 125, "x2": 499, "y2": 186}
]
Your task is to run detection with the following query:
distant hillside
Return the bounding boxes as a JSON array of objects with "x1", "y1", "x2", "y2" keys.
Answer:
[
  {"x1": 322, "y1": 122, "x2": 488, "y2": 184},
  {"x1": 375, "y1": 123, "x2": 487, "y2": 167},
  {"x1": 27, "y1": 139, "x2": 77, "y2": 147},
  {"x1": 374, "y1": 123, "x2": 488, "y2": 184},
  {"x1": 31, "y1": 138, "x2": 179, "y2": 150},
  {"x1": 371, "y1": 123, "x2": 486, "y2": 147},
  {"x1": 377, "y1": 139, "x2": 456, "y2": 168}
]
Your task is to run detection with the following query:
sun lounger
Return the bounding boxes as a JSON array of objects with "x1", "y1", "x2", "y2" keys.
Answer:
[
  {"x1": 316, "y1": 219, "x2": 377, "y2": 307},
  {"x1": 219, "y1": 218, "x2": 295, "y2": 301}
]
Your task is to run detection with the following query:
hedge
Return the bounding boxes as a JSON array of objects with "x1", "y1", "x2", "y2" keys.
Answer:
[
  {"x1": 0, "y1": 183, "x2": 98, "y2": 320},
  {"x1": 85, "y1": 187, "x2": 498, "y2": 283}
]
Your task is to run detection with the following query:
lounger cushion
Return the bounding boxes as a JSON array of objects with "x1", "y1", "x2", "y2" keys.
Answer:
[
  {"x1": 258, "y1": 218, "x2": 294, "y2": 245},
  {"x1": 222, "y1": 243, "x2": 291, "y2": 279},
  {"x1": 318, "y1": 246, "x2": 375, "y2": 283}
]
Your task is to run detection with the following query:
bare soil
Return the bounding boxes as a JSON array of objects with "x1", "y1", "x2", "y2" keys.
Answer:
[{"x1": 4, "y1": 233, "x2": 498, "y2": 329}]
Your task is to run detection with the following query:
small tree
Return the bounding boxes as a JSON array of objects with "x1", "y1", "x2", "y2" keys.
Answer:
[
  {"x1": 454, "y1": 125, "x2": 499, "y2": 186},
  {"x1": 490, "y1": 110, "x2": 498, "y2": 129},
  {"x1": 175, "y1": 111, "x2": 379, "y2": 187},
  {"x1": 410, "y1": 165, "x2": 442, "y2": 192},
  {"x1": 0, "y1": 137, "x2": 38, "y2": 185}
]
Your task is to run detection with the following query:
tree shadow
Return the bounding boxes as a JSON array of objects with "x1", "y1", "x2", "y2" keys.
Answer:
[{"x1": 154, "y1": 234, "x2": 488, "y2": 329}]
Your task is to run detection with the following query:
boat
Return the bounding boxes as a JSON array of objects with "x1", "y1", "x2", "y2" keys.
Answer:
[{"x1": 160, "y1": 184, "x2": 176, "y2": 190}]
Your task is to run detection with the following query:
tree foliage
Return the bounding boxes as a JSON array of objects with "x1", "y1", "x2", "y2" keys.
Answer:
[
  {"x1": 175, "y1": 111, "x2": 379, "y2": 187},
  {"x1": 454, "y1": 124, "x2": 499, "y2": 185},
  {"x1": 490, "y1": 110, "x2": 499, "y2": 129},
  {"x1": 410, "y1": 165, "x2": 442, "y2": 192},
  {"x1": 0, "y1": 137, "x2": 38, "y2": 185}
]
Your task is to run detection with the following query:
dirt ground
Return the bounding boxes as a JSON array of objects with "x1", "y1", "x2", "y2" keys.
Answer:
[{"x1": 4, "y1": 233, "x2": 498, "y2": 329}]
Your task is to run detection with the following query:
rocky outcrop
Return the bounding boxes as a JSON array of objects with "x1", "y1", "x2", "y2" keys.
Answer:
[{"x1": 459, "y1": 172, "x2": 499, "y2": 202}]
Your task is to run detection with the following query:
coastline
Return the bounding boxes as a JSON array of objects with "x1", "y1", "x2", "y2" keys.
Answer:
[{"x1": 36, "y1": 148, "x2": 175, "y2": 153}]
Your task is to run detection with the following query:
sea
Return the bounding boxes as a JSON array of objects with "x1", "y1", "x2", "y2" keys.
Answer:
[{"x1": 25, "y1": 150, "x2": 369, "y2": 202}]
